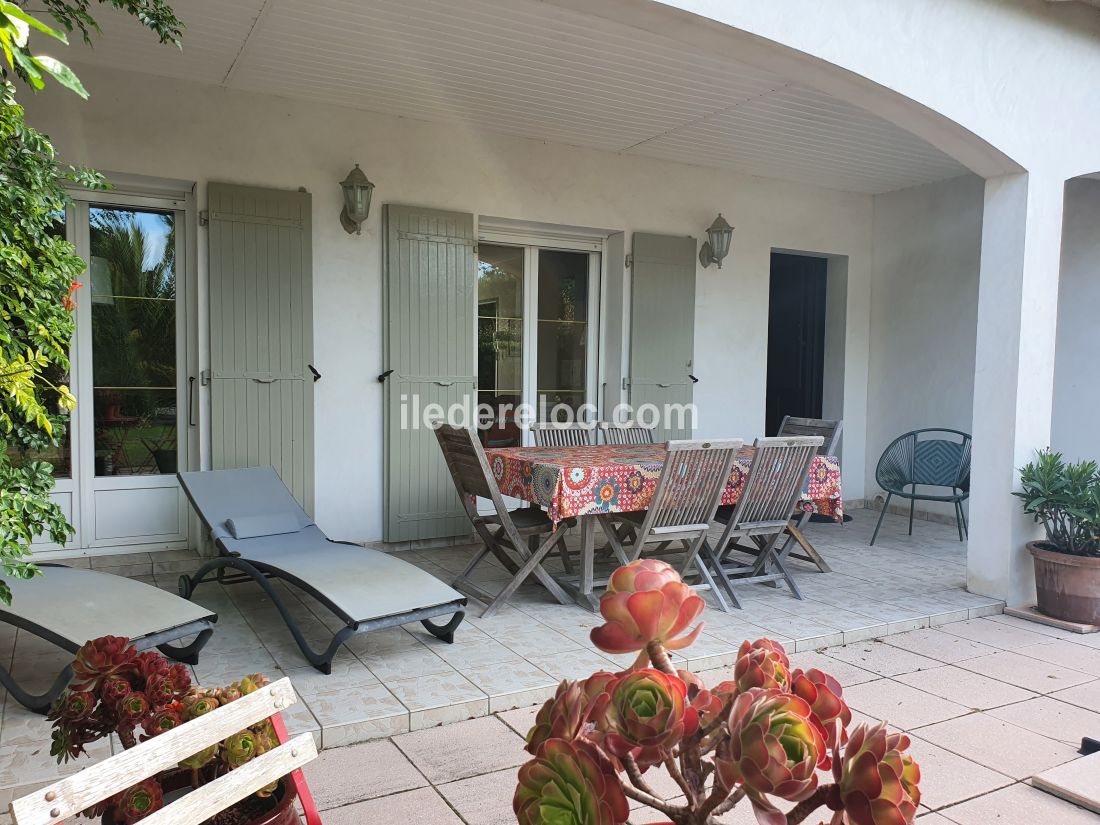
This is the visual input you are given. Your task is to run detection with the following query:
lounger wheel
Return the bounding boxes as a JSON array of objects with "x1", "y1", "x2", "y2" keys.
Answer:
[{"x1": 178, "y1": 575, "x2": 193, "y2": 600}]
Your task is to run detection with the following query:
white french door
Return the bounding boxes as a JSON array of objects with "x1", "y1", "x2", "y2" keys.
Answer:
[
  {"x1": 36, "y1": 192, "x2": 191, "y2": 553},
  {"x1": 476, "y1": 236, "x2": 601, "y2": 448}
]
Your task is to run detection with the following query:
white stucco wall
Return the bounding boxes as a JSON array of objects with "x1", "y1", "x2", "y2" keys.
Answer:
[
  {"x1": 1052, "y1": 178, "x2": 1100, "y2": 462},
  {"x1": 866, "y1": 175, "x2": 985, "y2": 514},
  {"x1": 25, "y1": 63, "x2": 874, "y2": 543}
]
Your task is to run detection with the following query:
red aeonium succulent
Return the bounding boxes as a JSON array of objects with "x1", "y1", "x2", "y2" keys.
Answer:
[
  {"x1": 117, "y1": 779, "x2": 163, "y2": 824},
  {"x1": 72, "y1": 635, "x2": 137, "y2": 689},
  {"x1": 602, "y1": 668, "x2": 699, "y2": 769},
  {"x1": 526, "y1": 672, "x2": 614, "y2": 755},
  {"x1": 834, "y1": 723, "x2": 921, "y2": 825},
  {"x1": 514, "y1": 739, "x2": 630, "y2": 825},
  {"x1": 791, "y1": 667, "x2": 851, "y2": 765},
  {"x1": 589, "y1": 559, "x2": 705, "y2": 667},
  {"x1": 717, "y1": 688, "x2": 825, "y2": 825}
]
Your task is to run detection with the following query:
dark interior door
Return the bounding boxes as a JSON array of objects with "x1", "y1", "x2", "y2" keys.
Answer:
[{"x1": 765, "y1": 253, "x2": 827, "y2": 435}]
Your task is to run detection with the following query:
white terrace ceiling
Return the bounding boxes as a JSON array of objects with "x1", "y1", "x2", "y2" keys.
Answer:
[{"x1": 68, "y1": 0, "x2": 970, "y2": 194}]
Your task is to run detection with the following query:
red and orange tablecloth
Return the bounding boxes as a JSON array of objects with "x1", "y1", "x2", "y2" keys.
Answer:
[{"x1": 484, "y1": 444, "x2": 843, "y2": 523}]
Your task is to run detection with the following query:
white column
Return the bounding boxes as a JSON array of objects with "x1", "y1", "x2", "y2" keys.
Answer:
[{"x1": 968, "y1": 173, "x2": 1065, "y2": 605}]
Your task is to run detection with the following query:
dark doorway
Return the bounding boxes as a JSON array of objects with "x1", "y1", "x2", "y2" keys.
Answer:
[{"x1": 765, "y1": 253, "x2": 827, "y2": 436}]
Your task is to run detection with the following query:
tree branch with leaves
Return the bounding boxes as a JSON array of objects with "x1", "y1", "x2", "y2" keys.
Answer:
[{"x1": 0, "y1": 0, "x2": 180, "y2": 603}]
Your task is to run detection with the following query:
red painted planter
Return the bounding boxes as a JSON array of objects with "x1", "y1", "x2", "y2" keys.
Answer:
[{"x1": 102, "y1": 773, "x2": 300, "y2": 825}]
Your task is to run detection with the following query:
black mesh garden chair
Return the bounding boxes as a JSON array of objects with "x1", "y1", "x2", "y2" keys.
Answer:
[{"x1": 870, "y1": 428, "x2": 972, "y2": 545}]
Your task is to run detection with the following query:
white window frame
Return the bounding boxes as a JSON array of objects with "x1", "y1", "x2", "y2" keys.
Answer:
[
  {"x1": 42, "y1": 183, "x2": 195, "y2": 556},
  {"x1": 476, "y1": 224, "x2": 604, "y2": 441}
]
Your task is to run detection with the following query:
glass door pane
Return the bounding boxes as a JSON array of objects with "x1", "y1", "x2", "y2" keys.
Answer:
[
  {"x1": 89, "y1": 207, "x2": 178, "y2": 476},
  {"x1": 477, "y1": 244, "x2": 524, "y2": 447},
  {"x1": 537, "y1": 250, "x2": 589, "y2": 419}
]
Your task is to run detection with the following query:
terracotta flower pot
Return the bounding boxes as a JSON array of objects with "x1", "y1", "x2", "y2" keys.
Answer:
[{"x1": 1029, "y1": 541, "x2": 1100, "y2": 625}]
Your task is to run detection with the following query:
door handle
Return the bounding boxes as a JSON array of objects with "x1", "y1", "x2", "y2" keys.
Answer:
[
  {"x1": 377, "y1": 369, "x2": 394, "y2": 383},
  {"x1": 688, "y1": 374, "x2": 699, "y2": 384},
  {"x1": 308, "y1": 364, "x2": 321, "y2": 382},
  {"x1": 657, "y1": 382, "x2": 671, "y2": 388},
  {"x1": 188, "y1": 376, "x2": 196, "y2": 426},
  {"x1": 435, "y1": 380, "x2": 454, "y2": 387},
  {"x1": 252, "y1": 377, "x2": 277, "y2": 384}
]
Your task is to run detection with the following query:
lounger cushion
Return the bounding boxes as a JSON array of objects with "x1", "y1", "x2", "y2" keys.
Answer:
[
  {"x1": 226, "y1": 513, "x2": 302, "y2": 540},
  {"x1": 0, "y1": 566, "x2": 216, "y2": 648}
]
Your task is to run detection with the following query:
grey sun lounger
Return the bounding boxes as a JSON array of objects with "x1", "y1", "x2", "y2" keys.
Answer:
[
  {"x1": 0, "y1": 565, "x2": 216, "y2": 712},
  {"x1": 177, "y1": 468, "x2": 466, "y2": 674}
]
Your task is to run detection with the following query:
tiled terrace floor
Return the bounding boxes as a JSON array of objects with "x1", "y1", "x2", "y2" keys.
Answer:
[
  {"x1": 0, "y1": 510, "x2": 1004, "y2": 803},
  {"x1": 297, "y1": 614, "x2": 1100, "y2": 824}
]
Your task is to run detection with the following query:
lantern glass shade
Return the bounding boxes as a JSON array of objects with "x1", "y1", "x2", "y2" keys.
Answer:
[
  {"x1": 340, "y1": 164, "x2": 375, "y2": 234},
  {"x1": 706, "y1": 213, "x2": 733, "y2": 267}
]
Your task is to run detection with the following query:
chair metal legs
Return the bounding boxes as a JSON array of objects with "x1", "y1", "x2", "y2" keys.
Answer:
[
  {"x1": 870, "y1": 492, "x2": 892, "y2": 546},
  {"x1": 954, "y1": 500, "x2": 969, "y2": 541},
  {"x1": 909, "y1": 496, "x2": 916, "y2": 536}
]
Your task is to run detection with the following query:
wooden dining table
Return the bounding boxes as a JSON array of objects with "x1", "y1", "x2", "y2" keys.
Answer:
[{"x1": 484, "y1": 443, "x2": 843, "y2": 611}]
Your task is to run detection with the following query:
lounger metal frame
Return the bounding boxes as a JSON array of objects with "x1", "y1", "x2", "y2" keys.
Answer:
[
  {"x1": 0, "y1": 564, "x2": 215, "y2": 713},
  {"x1": 178, "y1": 476, "x2": 466, "y2": 675},
  {"x1": 177, "y1": 550, "x2": 464, "y2": 675}
]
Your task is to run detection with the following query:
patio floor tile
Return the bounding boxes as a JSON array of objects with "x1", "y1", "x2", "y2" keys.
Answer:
[
  {"x1": 787, "y1": 650, "x2": 881, "y2": 685},
  {"x1": 909, "y1": 739, "x2": 1013, "y2": 811},
  {"x1": 304, "y1": 739, "x2": 427, "y2": 809},
  {"x1": 985, "y1": 696, "x2": 1100, "y2": 746},
  {"x1": 823, "y1": 640, "x2": 942, "y2": 677},
  {"x1": 882, "y1": 628, "x2": 998, "y2": 663},
  {"x1": 385, "y1": 670, "x2": 488, "y2": 730},
  {"x1": 436, "y1": 768, "x2": 518, "y2": 825},
  {"x1": 937, "y1": 782, "x2": 1100, "y2": 824},
  {"x1": 936, "y1": 617, "x2": 1053, "y2": 650},
  {"x1": 320, "y1": 787, "x2": 463, "y2": 825},
  {"x1": 495, "y1": 705, "x2": 538, "y2": 738},
  {"x1": 895, "y1": 665, "x2": 1037, "y2": 710},
  {"x1": 913, "y1": 713, "x2": 1079, "y2": 779},
  {"x1": 842, "y1": 679, "x2": 970, "y2": 730},
  {"x1": 955, "y1": 651, "x2": 1094, "y2": 694},
  {"x1": 1016, "y1": 640, "x2": 1100, "y2": 677},
  {"x1": 1049, "y1": 679, "x2": 1100, "y2": 711},
  {"x1": 392, "y1": 716, "x2": 527, "y2": 784}
]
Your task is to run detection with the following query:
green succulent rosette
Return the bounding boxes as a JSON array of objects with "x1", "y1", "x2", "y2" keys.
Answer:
[{"x1": 514, "y1": 739, "x2": 629, "y2": 825}]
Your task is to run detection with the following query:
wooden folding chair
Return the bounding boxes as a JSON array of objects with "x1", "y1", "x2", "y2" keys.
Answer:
[
  {"x1": 9, "y1": 677, "x2": 321, "y2": 825},
  {"x1": 702, "y1": 436, "x2": 824, "y2": 610},
  {"x1": 434, "y1": 424, "x2": 575, "y2": 617},
  {"x1": 531, "y1": 421, "x2": 597, "y2": 447},
  {"x1": 601, "y1": 439, "x2": 743, "y2": 604},
  {"x1": 597, "y1": 421, "x2": 656, "y2": 445},
  {"x1": 775, "y1": 416, "x2": 843, "y2": 573}
]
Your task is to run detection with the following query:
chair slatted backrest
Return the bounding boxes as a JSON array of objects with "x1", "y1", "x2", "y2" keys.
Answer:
[
  {"x1": 727, "y1": 436, "x2": 823, "y2": 529},
  {"x1": 777, "y1": 416, "x2": 843, "y2": 456},
  {"x1": 433, "y1": 424, "x2": 531, "y2": 542},
  {"x1": 9, "y1": 678, "x2": 316, "y2": 825},
  {"x1": 531, "y1": 422, "x2": 596, "y2": 447},
  {"x1": 635, "y1": 439, "x2": 743, "y2": 540},
  {"x1": 598, "y1": 421, "x2": 656, "y2": 445},
  {"x1": 876, "y1": 428, "x2": 972, "y2": 492}
]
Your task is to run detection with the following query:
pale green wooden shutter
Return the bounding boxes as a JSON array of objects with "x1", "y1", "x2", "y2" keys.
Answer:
[
  {"x1": 383, "y1": 205, "x2": 476, "y2": 541},
  {"x1": 207, "y1": 183, "x2": 314, "y2": 513},
  {"x1": 629, "y1": 232, "x2": 697, "y2": 440}
]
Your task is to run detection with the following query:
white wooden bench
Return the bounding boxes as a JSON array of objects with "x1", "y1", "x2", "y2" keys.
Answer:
[{"x1": 9, "y1": 677, "x2": 319, "y2": 825}]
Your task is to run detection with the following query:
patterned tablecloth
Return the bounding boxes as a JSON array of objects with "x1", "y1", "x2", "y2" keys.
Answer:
[{"x1": 485, "y1": 444, "x2": 843, "y2": 524}]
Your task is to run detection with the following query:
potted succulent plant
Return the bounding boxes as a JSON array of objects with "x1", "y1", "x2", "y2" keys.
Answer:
[
  {"x1": 1016, "y1": 449, "x2": 1100, "y2": 625},
  {"x1": 514, "y1": 559, "x2": 922, "y2": 825},
  {"x1": 49, "y1": 636, "x2": 300, "y2": 825}
]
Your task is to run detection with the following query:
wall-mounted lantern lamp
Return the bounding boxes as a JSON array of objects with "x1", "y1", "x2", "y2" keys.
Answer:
[
  {"x1": 698, "y1": 213, "x2": 734, "y2": 269},
  {"x1": 339, "y1": 163, "x2": 375, "y2": 235}
]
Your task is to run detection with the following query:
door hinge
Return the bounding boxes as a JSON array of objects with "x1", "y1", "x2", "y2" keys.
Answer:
[
  {"x1": 200, "y1": 368, "x2": 211, "y2": 386},
  {"x1": 625, "y1": 253, "x2": 633, "y2": 268},
  {"x1": 199, "y1": 209, "x2": 209, "y2": 227},
  {"x1": 622, "y1": 377, "x2": 630, "y2": 390}
]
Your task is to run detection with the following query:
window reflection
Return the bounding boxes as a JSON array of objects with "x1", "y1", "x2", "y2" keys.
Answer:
[
  {"x1": 537, "y1": 250, "x2": 589, "y2": 417},
  {"x1": 477, "y1": 244, "x2": 524, "y2": 447},
  {"x1": 90, "y1": 207, "x2": 177, "y2": 475}
]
